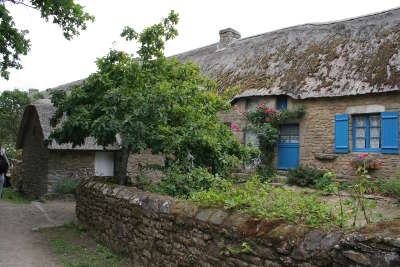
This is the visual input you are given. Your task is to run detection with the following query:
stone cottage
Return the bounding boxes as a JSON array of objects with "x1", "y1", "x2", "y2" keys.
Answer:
[
  {"x1": 21, "y1": 7, "x2": 400, "y2": 187},
  {"x1": 172, "y1": 7, "x2": 400, "y2": 179},
  {"x1": 16, "y1": 99, "x2": 119, "y2": 197}
]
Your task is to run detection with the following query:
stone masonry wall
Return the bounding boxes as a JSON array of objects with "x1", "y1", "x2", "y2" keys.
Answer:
[
  {"x1": 77, "y1": 180, "x2": 400, "y2": 267},
  {"x1": 126, "y1": 150, "x2": 165, "y2": 185},
  {"x1": 296, "y1": 92, "x2": 400, "y2": 179},
  {"x1": 224, "y1": 92, "x2": 400, "y2": 179},
  {"x1": 47, "y1": 150, "x2": 95, "y2": 193},
  {"x1": 21, "y1": 111, "x2": 49, "y2": 197}
]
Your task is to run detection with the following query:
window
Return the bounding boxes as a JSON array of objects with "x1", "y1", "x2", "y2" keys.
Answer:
[
  {"x1": 353, "y1": 114, "x2": 381, "y2": 151},
  {"x1": 95, "y1": 152, "x2": 114, "y2": 176},
  {"x1": 277, "y1": 96, "x2": 288, "y2": 111}
]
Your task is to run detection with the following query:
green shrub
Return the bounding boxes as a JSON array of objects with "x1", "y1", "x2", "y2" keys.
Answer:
[
  {"x1": 155, "y1": 166, "x2": 216, "y2": 198},
  {"x1": 377, "y1": 177, "x2": 400, "y2": 198},
  {"x1": 190, "y1": 177, "x2": 340, "y2": 228},
  {"x1": 54, "y1": 179, "x2": 80, "y2": 195},
  {"x1": 288, "y1": 165, "x2": 326, "y2": 187}
]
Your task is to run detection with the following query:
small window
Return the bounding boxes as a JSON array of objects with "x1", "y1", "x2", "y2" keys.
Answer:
[
  {"x1": 245, "y1": 131, "x2": 259, "y2": 147},
  {"x1": 353, "y1": 114, "x2": 381, "y2": 151},
  {"x1": 95, "y1": 152, "x2": 114, "y2": 176},
  {"x1": 277, "y1": 96, "x2": 288, "y2": 111}
]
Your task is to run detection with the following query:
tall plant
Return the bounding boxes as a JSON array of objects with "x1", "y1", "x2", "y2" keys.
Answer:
[{"x1": 50, "y1": 11, "x2": 248, "y2": 184}]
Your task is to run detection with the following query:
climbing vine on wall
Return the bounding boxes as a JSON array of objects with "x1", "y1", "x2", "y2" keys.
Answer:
[{"x1": 244, "y1": 103, "x2": 306, "y2": 178}]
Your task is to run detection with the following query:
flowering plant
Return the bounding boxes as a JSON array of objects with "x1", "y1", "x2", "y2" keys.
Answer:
[{"x1": 350, "y1": 153, "x2": 382, "y2": 172}]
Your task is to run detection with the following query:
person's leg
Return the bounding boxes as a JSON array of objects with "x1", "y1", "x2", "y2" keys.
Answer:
[{"x1": 0, "y1": 174, "x2": 4, "y2": 199}]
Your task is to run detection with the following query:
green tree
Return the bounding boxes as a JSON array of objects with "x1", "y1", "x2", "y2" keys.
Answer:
[
  {"x1": 0, "y1": 89, "x2": 30, "y2": 144},
  {"x1": 50, "y1": 11, "x2": 247, "y2": 185},
  {"x1": 0, "y1": 0, "x2": 94, "y2": 79}
]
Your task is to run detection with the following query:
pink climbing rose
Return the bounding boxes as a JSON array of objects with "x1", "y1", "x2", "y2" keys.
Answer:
[
  {"x1": 231, "y1": 123, "x2": 240, "y2": 133},
  {"x1": 265, "y1": 117, "x2": 270, "y2": 123}
]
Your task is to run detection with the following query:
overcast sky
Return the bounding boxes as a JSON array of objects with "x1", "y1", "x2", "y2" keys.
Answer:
[{"x1": 1, "y1": 0, "x2": 399, "y2": 92}]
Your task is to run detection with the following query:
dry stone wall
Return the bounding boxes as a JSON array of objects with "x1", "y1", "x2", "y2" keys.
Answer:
[{"x1": 77, "y1": 180, "x2": 400, "y2": 267}]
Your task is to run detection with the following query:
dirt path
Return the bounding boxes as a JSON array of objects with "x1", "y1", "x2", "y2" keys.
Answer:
[{"x1": 0, "y1": 200, "x2": 76, "y2": 267}]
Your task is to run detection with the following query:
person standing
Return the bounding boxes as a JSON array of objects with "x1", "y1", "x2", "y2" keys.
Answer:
[{"x1": 0, "y1": 144, "x2": 9, "y2": 199}]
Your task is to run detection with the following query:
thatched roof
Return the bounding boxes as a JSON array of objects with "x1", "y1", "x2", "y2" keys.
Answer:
[
  {"x1": 174, "y1": 7, "x2": 400, "y2": 100},
  {"x1": 16, "y1": 99, "x2": 119, "y2": 151},
  {"x1": 44, "y1": 8, "x2": 400, "y2": 101}
]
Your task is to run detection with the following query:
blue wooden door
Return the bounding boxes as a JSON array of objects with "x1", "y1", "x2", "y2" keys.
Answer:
[{"x1": 278, "y1": 124, "x2": 299, "y2": 170}]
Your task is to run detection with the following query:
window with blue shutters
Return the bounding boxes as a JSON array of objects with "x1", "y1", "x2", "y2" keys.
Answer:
[
  {"x1": 350, "y1": 112, "x2": 399, "y2": 154},
  {"x1": 335, "y1": 114, "x2": 349, "y2": 153}
]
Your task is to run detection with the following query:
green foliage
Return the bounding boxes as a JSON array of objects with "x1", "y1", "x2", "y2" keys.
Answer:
[
  {"x1": 227, "y1": 242, "x2": 253, "y2": 255},
  {"x1": 0, "y1": 89, "x2": 30, "y2": 146},
  {"x1": 155, "y1": 166, "x2": 217, "y2": 198},
  {"x1": 0, "y1": 0, "x2": 94, "y2": 79},
  {"x1": 190, "y1": 177, "x2": 341, "y2": 228},
  {"x1": 50, "y1": 11, "x2": 248, "y2": 184},
  {"x1": 2, "y1": 187, "x2": 31, "y2": 203},
  {"x1": 54, "y1": 178, "x2": 80, "y2": 195},
  {"x1": 244, "y1": 104, "x2": 305, "y2": 177},
  {"x1": 288, "y1": 165, "x2": 326, "y2": 187},
  {"x1": 377, "y1": 176, "x2": 400, "y2": 198}
]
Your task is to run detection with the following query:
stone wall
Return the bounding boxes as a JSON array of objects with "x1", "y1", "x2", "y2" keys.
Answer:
[
  {"x1": 20, "y1": 111, "x2": 49, "y2": 197},
  {"x1": 77, "y1": 180, "x2": 400, "y2": 267},
  {"x1": 47, "y1": 150, "x2": 95, "y2": 193},
  {"x1": 296, "y1": 92, "x2": 400, "y2": 179},
  {"x1": 126, "y1": 150, "x2": 165, "y2": 184}
]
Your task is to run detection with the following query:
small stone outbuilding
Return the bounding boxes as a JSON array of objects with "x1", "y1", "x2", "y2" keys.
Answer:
[{"x1": 16, "y1": 99, "x2": 119, "y2": 197}]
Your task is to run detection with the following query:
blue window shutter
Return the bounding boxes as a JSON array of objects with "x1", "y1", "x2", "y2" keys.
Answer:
[
  {"x1": 335, "y1": 114, "x2": 349, "y2": 153},
  {"x1": 381, "y1": 112, "x2": 399, "y2": 154}
]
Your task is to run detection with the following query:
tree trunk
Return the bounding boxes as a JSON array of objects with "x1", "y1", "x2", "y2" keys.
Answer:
[{"x1": 115, "y1": 148, "x2": 130, "y2": 185}]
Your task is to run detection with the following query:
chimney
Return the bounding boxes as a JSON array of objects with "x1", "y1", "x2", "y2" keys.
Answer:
[{"x1": 218, "y1": 28, "x2": 241, "y2": 49}]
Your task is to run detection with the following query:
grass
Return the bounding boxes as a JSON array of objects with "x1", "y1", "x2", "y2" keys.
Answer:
[
  {"x1": 2, "y1": 187, "x2": 32, "y2": 204},
  {"x1": 40, "y1": 224, "x2": 130, "y2": 267}
]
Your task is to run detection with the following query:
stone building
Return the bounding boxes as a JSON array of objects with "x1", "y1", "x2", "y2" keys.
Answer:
[
  {"x1": 19, "y1": 7, "x2": 400, "y2": 188},
  {"x1": 16, "y1": 99, "x2": 119, "y2": 197},
  {"x1": 172, "y1": 7, "x2": 400, "y2": 179}
]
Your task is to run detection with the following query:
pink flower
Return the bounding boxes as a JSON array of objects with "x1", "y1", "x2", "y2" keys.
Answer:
[
  {"x1": 358, "y1": 153, "x2": 368, "y2": 160},
  {"x1": 257, "y1": 102, "x2": 265, "y2": 110},
  {"x1": 378, "y1": 160, "x2": 383, "y2": 168},
  {"x1": 231, "y1": 123, "x2": 240, "y2": 133},
  {"x1": 265, "y1": 108, "x2": 271, "y2": 115},
  {"x1": 265, "y1": 117, "x2": 270, "y2": 123}
]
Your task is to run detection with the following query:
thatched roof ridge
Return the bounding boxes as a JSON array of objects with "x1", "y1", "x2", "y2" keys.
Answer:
[
  {"x1": 17, "y1": 99, "x2": 119, "y2": 151},
  {"x1": 174, "y1": 7, "x2": 400, "y2": 100}
]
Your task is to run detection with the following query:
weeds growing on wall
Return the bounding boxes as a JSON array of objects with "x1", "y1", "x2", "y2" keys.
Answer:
[
  {"x1": 244, "y1": 104, "x2": 305, "y2": 178},
  {"x1": 190, "y1": 176, "x2": 341, "y2": 228}
]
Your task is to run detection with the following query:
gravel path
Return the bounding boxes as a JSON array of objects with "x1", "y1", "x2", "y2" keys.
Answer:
[{"x1": 0, "y1": 200, "x2": 76, "y2": 267}]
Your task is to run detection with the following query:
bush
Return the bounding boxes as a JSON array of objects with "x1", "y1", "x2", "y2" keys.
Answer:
[
  {"x1": 288, "y1": 165, "x2": 326, "y2": 187},
  {"x1": 155, "y1": 166, "x2": 216, "y2": 198},
  {"x1": 190, "y1": 177, "x2": 340, "y2": 228},
  {"x1": 54, "y1": 178, "x2": 80, "y2": 195},
  {"x1": 377, "y1": 177, "x2": 400, "y2": 198}
]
